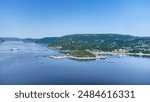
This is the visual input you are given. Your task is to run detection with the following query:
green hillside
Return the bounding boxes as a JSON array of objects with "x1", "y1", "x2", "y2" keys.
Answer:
[{"x1": 36, "y1": 34, "x2": 150, "y2": 54}]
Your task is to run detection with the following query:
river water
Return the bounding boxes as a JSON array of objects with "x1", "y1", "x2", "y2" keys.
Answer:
[{"x1": 0, "y1": 41, "x2": 150, "y2": 85}]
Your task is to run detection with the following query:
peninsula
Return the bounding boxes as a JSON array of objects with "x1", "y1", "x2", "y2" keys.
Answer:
[{"x1": 35, "y1": 34, "x2": 150, "y2": 59}]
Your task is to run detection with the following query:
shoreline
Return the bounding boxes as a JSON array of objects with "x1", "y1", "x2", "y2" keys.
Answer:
[
  {"x1": 67, "y1": 55, "x2": 107, "y2": 60},
  {"x1": 48, "y1": 55, "x2": 107, "y2": 60},
  {"x1": 91, "y1": 51, "x2": 150, "y2": 56},
  {"x1": 48, "y1": 48, "x2": 150, "y2": 60},
  {"x1": 48, "y1": 50, "x2": 150, "y2": 60}
]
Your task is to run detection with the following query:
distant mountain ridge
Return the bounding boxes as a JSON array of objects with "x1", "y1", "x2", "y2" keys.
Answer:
[
  {"x1": 1, "y1": 38, "x2": 23, "y2": 41},
  {"x1": 0, "y1": 37, "x2": 38, "y2": 42}
]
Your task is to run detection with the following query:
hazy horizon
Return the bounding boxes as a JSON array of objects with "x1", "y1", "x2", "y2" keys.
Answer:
[
  {"x1": 0, "y1": 33, "x2": 150, "y2": 39},
  {"x1": 0, "y1": 0, "x2": 150, "y2": 38}
]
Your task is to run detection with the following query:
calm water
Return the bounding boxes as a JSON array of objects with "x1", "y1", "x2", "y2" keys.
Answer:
[{"x1": 0, "y1": 41, "x2": 150, "y2": 85}]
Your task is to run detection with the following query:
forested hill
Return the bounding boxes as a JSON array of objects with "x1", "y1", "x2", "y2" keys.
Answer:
[
  {"x1": 35, "y1": 37, "x2": 59, "y2": 44},
  {"x1": 62, "y1": 34, "x2": 137, "y2": 40},
  {"x1": 35, "y1": 34, "x2": 150, "y2": 54},
  {"x1": 36, "y1": 34, "x2": 137, "y2": 44}
]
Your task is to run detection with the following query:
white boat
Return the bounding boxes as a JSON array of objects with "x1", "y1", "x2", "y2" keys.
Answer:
[
  {"x1": 96, "y1": 56, "x2": 107, "y2": 59},
  {"x1": 10, "y1": 48, "x2": 20, "y2": 51}
]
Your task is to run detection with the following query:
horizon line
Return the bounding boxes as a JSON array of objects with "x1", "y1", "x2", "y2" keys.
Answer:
[{"x1": 0, "y1": 33, "x2": 150, "y2": 39}]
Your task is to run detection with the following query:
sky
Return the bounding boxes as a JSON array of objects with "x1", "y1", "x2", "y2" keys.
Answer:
[{"x1": 0, "y1": 0, "x2": 150, "y2": 38}]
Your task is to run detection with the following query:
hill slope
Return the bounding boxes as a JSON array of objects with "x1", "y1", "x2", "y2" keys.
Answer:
[{"x1": 35, "y1": 34, "x2": 150, "y2": 54}]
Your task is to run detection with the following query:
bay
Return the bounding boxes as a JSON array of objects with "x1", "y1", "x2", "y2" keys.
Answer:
[{"x1": 0, "y1": 41, "x2": 150, "y2": 85}]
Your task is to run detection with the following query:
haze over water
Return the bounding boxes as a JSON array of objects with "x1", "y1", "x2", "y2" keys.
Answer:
[{"x1": 0, "y1": 41, "x2": 150, "y2": 85}]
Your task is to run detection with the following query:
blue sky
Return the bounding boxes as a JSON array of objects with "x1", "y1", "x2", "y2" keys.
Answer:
[{"x1": 0, "y1": 0, "x2": 150, "y2": 38}]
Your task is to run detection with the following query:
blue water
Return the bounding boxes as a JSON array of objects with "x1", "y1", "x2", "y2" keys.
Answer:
[{"x1": 0, "y1": 41, "x2": 150, "y2": 85}]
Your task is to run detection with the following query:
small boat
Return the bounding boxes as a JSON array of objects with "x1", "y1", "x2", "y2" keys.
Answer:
[
  {"x1": 96, "y1": 56, "x2": 107, "y2": 59},
  {"x1": 100, "y1": 56, "x2": 107, "y2": 59},
  {"x1": 10, "y1": 48, "x2": 20, "y2": 51}
]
